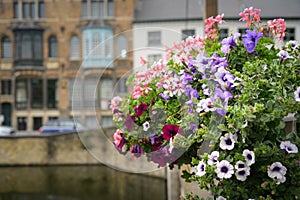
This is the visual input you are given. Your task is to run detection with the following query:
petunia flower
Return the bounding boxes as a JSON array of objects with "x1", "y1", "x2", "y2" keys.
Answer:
[
  {"x1": 267, "y1": 162, "x2": 287, "y2": 184},
  {"x1": 243, "y1": 149, "x2": 255, "y2": 166},
  {"x1": 216, "y1": 196, "x2": 227, "y2": 200},
  {"x1": 130, "y1": 144, "x2": 144, "y2": 158},
  {"x1": 280, "y1": 140, "x2": 298, "y2": 154},
  {"x1": 149, "y1": 134, "x2": 163, "y2": 151},
  {"x1": 295, "y1": 86, "x2": 300, "y2": 102},
  {"x1": 242, "y1": 30, "x2": 263, "y2": 53},
  {"x1": 215, "y1": 160, "x2": 234, "y2": 179},
  {"x1": 277, "y1": 50, "x2": 291, "y2": 61},
  {"x1": 113, "y1": 129, "x2": 126, "y2": 151},
  {"x1": 162, "y1": 124, "x2": 182, "y2": 141},
  {"x1": 195, "y1": 160, "x2": 206, "y2": 176},
  {"x1": 235, "y1": 160, "x2": 249, "y2": 171},
  {"x1": 208, "y1": 151, "x2": 220, "y2": 165},
  {"x1": 143, "y1": 121, "x2": 150, "y2": 131},
  {"x1": 235, "y1": 168, "x2": 250, "y2": 181},
  {"x1": 221, "y1": 32, "x2": 241, "y2": 55},
  {"x1": 219, "y1": 133, "x2": 236, "y2": 150},
  {"x1": 135, "y1": 103, "x2": 148, "y2": 117}
]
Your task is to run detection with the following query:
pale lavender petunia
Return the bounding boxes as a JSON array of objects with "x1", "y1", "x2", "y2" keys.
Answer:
[{"x1": 221, "y1": 32, "x2": 241, "y2": 54}]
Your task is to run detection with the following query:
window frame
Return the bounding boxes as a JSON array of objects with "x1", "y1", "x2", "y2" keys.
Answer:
[
  {"x1": 82, "y1": 28, "x2": 113, "y2": 68},
  {"x1": 81, "y1": 0, "x2": 114, "y2": 19},
  {"x1": 181, "y1": 29, "x2": 195, "y2": 40},
  {"x1": 70, "y1": 36, "x2": 80, "y2": 59},
  {"x1": 1, "y1": 36, "x2": 11, "y2": 59},
  {"x1": 284, "y1": 28, "x2": 296, "y2": 42},
  {"x1": 1, "y1": 80, "x2": 12, "y2": 95},
  {"x1": 148, "y1": 31, "x2": 161, "y2": 46},
  {"x1": 48, "y1": 36, "x2": 58, "y2": 58}
]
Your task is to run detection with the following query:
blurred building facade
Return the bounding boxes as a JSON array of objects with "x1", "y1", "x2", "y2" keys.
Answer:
[
  {"x1": 133, "y1": 0, "x2": 300, "y2": 69},
  {"x1": 0, "y1": 0, "x2": 134, "y2": 132}
]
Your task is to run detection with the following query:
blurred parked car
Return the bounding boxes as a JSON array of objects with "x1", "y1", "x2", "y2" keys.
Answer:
[
  {"x1": 0, "y1": 126, "x2": 15, "y2": 136},
  {"x1": 39, "y1": 119, "x2": 86, "y2": 134}
]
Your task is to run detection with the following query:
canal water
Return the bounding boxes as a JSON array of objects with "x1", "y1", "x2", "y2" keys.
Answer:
[{"x1": 0, "y1": 165, "x2": 166, "y2": 200}]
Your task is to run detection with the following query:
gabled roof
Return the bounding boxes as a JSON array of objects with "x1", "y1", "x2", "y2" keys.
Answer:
[{"x1": 134, "y1": 0, "x2": 300, "y2": 22}]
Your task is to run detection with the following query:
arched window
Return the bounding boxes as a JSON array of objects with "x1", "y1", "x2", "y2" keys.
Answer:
[
  {"x1": 1, "y1": 37, "x2": 11, "y2": 58},
  {"x1": 49, "y1": 36, "x2": 58, "y2": 58},
  {"x1": 117, "y1": 35, "x2": 128, "y2": 58},
  {"x1": 70, "y1": 36, "x2": 80, "y2": 59}
]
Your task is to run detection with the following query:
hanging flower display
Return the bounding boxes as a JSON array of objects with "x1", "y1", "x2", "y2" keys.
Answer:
[{"x1": 111, "y1": 7, "x2": 300, "y2": 199}]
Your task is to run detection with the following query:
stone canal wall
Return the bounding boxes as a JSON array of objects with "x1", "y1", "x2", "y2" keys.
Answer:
[{"x1": 0, "y1": 128, "x2": 165, "y2": 178}]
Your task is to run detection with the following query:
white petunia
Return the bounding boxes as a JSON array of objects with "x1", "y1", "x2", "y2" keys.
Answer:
[
  {"x1": 195, "y1": 160, "x2": 206, "y2": 177},
  {"x1": 243, "y1": 149, "x2": 255, "y2": 166},
  {"x1": 207, "y1": 151, "x2": 220, "y2": 165},
  {"x1": 215, "y1": 160, "x2": 234, "y2": 179},
  {"x1": 267, "y1": 162, "x2": 287, "y2": 184},
  {"x1": 294, "y1": 86, "x2": 300, "y2": 102},
  {"x1": 143, "y1": 121, "x2": 150, "y2": 131},
  {"x1": 219, "y1": 133, "x2": 236, "y2": 150},
  {"x1": 280, "y1": 140, "x2": 298, "y2": 154}
]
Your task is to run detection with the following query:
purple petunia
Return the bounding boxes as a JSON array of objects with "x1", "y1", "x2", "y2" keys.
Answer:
[
  {"x1": 221, "y1": 32, "x2": 241, "y2": 55},
  {"x1": 242, "y1": 30, "x2": 263, "y2": 53},
  {"x1": 215, "y1": 67, "x2": 235, "y2": 90},
  {"x1": 130, "y1": 144, "x2": 144, "y2": 158}
]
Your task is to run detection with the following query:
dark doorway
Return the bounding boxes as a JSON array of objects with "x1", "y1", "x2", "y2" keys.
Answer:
[{"x1": 1, "y1": 103, "x2": 12, "y2": 126}]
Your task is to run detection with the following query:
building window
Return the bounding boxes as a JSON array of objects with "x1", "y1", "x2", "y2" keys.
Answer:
[
  {"x1": 148, "y1": 31, "x2": 161, "y2": 46},
  {"x1": 101, "y1": 116, "x2": 113, "y2": 128},
  {"x1": 1, "y1": 80, "x2": 11, "y2": 95},
  {"x1": 284, "y1": 28, "x2": 295, "y2": 42},
  {"x1": 1, "y1": 37, "x2": 11, "y2": 59},
  {"x1": 82, "y1": 0, "x2": 114, "y2": 19},
  {"x1": 100, "y1": 79, "x2": 113, "y2": 110},
  {"x1": 31, "y1": 79, "x2": 43, "y2": 109},
  {"x1": 147, "y1": 54, "x2": 162, "y2": 66},
  {"x1": 17, "y1": 117, "x2": 27, "y2": 131},
  {"x1": 14, "y1": 1, "x2": 45, "y2": 20},
  {"x1": 82, "y1": 28, "x2": 113, "y2": 68},
  {"x1": 219, "y1": 28, "x2": 228, "y2": 41},
  {"x1": 39, "y1": 2, "x2": 45, "y2": 18},
  {"x1": 47, "y1": 79, "x2": 58, "y2": 109},
  {"x1": 84, "y1": 78, "x2": 98, "y2": 110},
  {"x1": 70, "y1": 36, "x2": 80, "y2": 59},
  {"x1": 116, "y1": 77, "x2": 128, "y2": 95},
  {"x1": 116, "y1": 35, "x2": 128, "y2": 58},
  {"x1": 14, "y1": 29, "x2": 43, "y2": 66},
  {"x1": 14, "y1": 2, "x2": 19, "y2": 18},
  {"x1": 33, "y1": 117, "x2": 42, "y2": 131},
  {"x1": 16, "y1": 80, "x2": 27, "y2": 109},
  {"x1": 49, "y1": 36, "x2": 58, "y2": 58},
  {"x1": 182, "y1": 29, "x2": 195, "y2": 40}
]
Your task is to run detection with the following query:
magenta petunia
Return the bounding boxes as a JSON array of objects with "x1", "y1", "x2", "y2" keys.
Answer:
[
  {"x1": 162, "y1": 124, "x2": 183, "y2": 140},
  {"x1": 135, "y1": 103, "x2": 148, "y2": 117}
]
